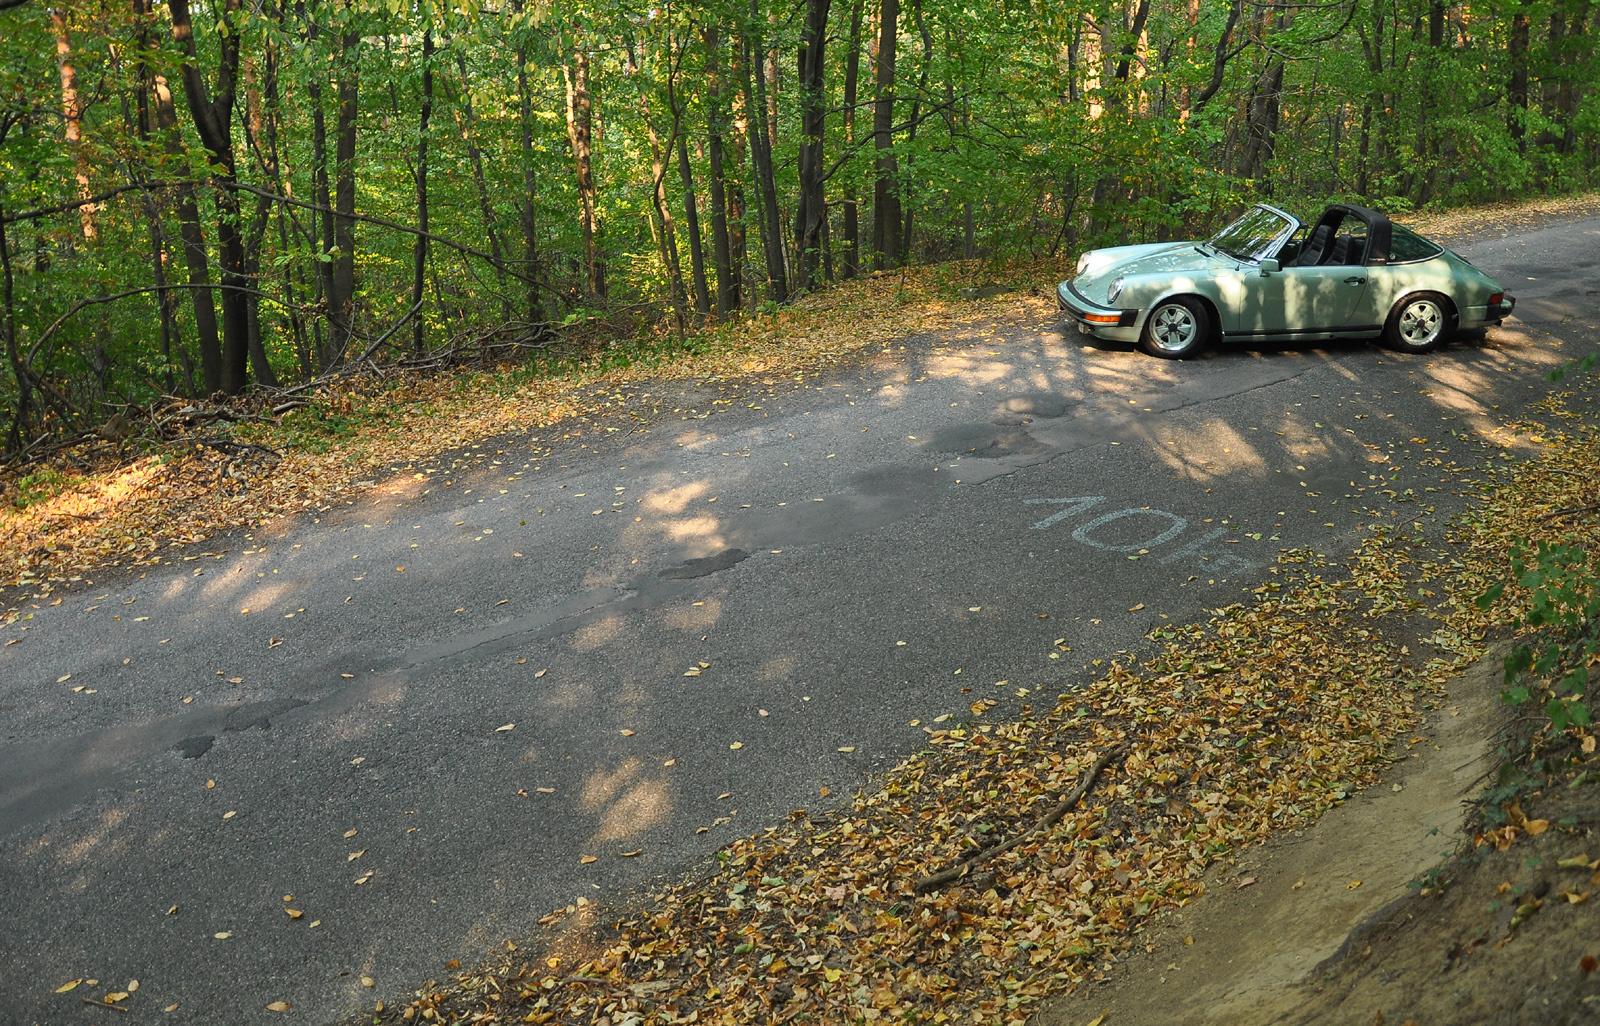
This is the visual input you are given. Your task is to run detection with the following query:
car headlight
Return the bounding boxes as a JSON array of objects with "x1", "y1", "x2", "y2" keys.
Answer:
[
  {"x1": 1106, "y1": 278, "x2": 1125, "y2": 304},
  {"x1": 1075, "y1": 253, "x2": 1090, "y2": 277}
]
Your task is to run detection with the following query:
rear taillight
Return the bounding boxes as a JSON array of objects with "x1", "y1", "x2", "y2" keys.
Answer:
[{"x1": 1489, "y1": 292, "x2": 1505, "y2": 306}]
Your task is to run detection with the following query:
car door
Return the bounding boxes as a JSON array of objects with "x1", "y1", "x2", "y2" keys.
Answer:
[{"x1": 1229, "y1": 264, "x2": 1367, "y2": 334}]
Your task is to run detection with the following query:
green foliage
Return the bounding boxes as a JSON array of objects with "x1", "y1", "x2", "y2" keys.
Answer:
[
  {"x1": 8, "y1": 467, "x2": 67, "y2": 509},
  {"x1": 1482, "y1": 537, "x2": 1600, "y2": 734},
  {"x1": 1, "y1": 0, "x2": 1598, "y2": 449}
]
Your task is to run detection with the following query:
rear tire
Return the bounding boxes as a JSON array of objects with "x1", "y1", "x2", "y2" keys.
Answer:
[
  {"x1": 1382, "y1": 292, "x2": 1456, "y2": 353},
  {"x1": 1139, "y1": 297, "x2": 1209, "y2": 359}
]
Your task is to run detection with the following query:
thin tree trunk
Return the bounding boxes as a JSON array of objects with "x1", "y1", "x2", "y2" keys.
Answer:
[
  {"x1": 632, "y1": 43, "x2": 689, "y2": 335},
  {"x1": 168, "y1": 0, "x2": 250, "y2": 395},
  {"x1": 53, "y1": 9, "x2": 96, "y2": 243},
  {"x1": 702, "y1": 26, "x2": 737, "y2": 317},
  {"x1": 841, "y1": 0, "x2": 863, "y2": 279},
  {"x1": 412, "y1": 29, "x2": 433, "y2": 357},
  {"x1": 872, "y1": 0, "x2": 901, "y2": 270},
  {"x1": 676, "y1": 132, "x2": 712, "y2": 314},
  {"x1": 152, "y1": 72, "x2": 221, "y2": 392},
  {"x1": 744, "y1": 17, "x2": 788, "y2": 303},
  {"x1": 793, "y1": 0, "x2": 832, "y2": 293},
  {"x1": 516, "y1": 38, "x2": 541, "y2": 320},
  {"x1": 1510, "y1": 6, "x2": 1531, "y2": 153},
  {"x1": 331, "y1": 27, "x2": 360, "y2": 363},
  {"x1": 899, "y1": 0, "x2": 931, "y2": 264},
  {"x1": 564, "y1": 49, "x2": 603, "y2": 298},
  {"x1": 455, "y1": 52, "x2": 511, "y2": 320}
]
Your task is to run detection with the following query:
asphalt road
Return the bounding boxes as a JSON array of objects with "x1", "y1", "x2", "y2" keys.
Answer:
[{"x1": 4, "y1": 214, "x2": 1598, "y2": 1025}]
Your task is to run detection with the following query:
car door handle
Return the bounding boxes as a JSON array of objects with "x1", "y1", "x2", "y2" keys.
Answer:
[{"x1": 1344, "y1": 276, "x2": 1367, "y2": 285}]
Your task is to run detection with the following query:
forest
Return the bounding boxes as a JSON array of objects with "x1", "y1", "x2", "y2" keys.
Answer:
[{"x1": 0, "y1": 0, "x2": 1595, "y2": 455}]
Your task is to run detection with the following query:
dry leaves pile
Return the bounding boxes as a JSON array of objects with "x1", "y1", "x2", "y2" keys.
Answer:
[
  {"x1": 0, "y1": 260, "x2": 1058, "y2": 592},
  {"x1": 383, "y1": 560, "x2": 1476, "y2": 1024}
]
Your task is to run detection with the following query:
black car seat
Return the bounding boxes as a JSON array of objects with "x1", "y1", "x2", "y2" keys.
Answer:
[
  {"x1": 1296, "y1": 224, "x2": 1332, "y2": 266},
  {"x1": 1327, "y1": 234, "x2": 1354, "y2": 264}
]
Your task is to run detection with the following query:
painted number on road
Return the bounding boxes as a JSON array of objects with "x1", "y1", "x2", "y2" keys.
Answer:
[{"x1": 1025, "y1": 496, "x2": 1255, "y2": 572}]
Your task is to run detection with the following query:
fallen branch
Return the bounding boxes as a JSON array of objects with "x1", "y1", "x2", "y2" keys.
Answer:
[
  {"x1": 80, "y1": 996, "x2": 129, "y2": 1013},
  {"x1": 1540, "y1": 503, "x2": 1600, "y2": 520},
  {"x1": 914, "y1": 744, "x2": 1127, "y2": 893}
]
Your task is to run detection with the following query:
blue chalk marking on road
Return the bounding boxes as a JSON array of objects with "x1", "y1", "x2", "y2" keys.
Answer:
[
  {"x1": 1070, "y1": 508, "x2": 1188, "y2": 552},
  {"x1": 1025, "y1": 496, "x2": 1259, "y2": 571},
  {"x1": 1024, "y1": 496, "x2": 1107, "y2": 530}
]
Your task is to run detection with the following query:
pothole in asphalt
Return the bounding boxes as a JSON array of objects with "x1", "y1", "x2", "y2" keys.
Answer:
[{"x1": 658, "y1": 548, "x2": 750, "y2": 580}]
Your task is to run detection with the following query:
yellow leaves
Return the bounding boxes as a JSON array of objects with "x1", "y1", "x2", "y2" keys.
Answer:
[
  {"x1": 580, "y1": 855, "x2": 598, "y2": 865},
  {"x1": 354, "y1": 870, "x2": 374, "y2": 885},
  {"x1": 214, "y1": 932, "x2": 232, "y2": 939},
  {"x1": 1346, "y1": 880, "x2": 1363, "y2": 890},
  {"x1": 619, "y1": 729, "x2": 635, "y2": 737},
  {"x1": 348, "y1": 849, "x2": 366, "y2": 862},
  {"x1": 286, "y1": 908, "x2": 304, "y2": 919},
  {"x1": 495, "y1": 723, "x2": 516, "y2": 732},
  {"x1": 729, "y1": 742, "x2": 743, "y2": 750},
  {"x1": 55, "y1": 980, "x2": 81, "y2": 994},
  {"x1": 266, "y1": 1000, "x2": 292, "y2": 1012}
]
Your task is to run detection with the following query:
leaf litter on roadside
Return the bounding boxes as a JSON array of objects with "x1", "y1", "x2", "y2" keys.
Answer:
[{"x1": 381, "y1": 387, "x2": 1600, "y2": 1026}]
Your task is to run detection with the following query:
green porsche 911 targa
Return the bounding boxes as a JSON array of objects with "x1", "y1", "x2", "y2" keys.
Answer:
[{"x1": 1057, "y1": 203, "x2": 1515, "y2": 359}]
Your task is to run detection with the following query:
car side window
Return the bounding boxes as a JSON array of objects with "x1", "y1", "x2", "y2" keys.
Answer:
[
  {"x1": 1277, "y1": 226, "x2": 1308, "y2": 264},
  {"x1": 1388, "y1": 225, "x2": 1443, "y2": 263}
]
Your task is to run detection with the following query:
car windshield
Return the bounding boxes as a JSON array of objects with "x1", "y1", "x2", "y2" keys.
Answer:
[{"x1": 1208, "y1": 206, "x2": 1295, "y2": 262}]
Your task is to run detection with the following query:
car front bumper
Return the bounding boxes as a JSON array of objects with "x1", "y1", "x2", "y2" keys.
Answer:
[{"x1": 1057, "y1": 281, "x2": 1140, "y2": 340}]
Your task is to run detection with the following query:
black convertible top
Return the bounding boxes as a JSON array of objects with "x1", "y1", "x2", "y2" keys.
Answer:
[{"x1": 1311, "y1": 204, "x2": 1392, "y2": 265}]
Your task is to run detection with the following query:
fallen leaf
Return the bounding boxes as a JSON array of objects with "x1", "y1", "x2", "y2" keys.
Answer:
[
  {"x1": 106, "y1": 991, "x2": 130, "y2": 1003},
  {"x1": 1128, "y1": 603, "x2": 1145, "y2": 612},
  {"x1": 164, "y1": 1003, "x2": 179, "y2": 1012},
  {"x1": 1527, "y1": 819, "x2": 1551, "y2": 836},
  {"x1": 223, "y1": 810, "x2": 237, "y2": 819},
  {"x1": 354, "y1": 871, "x2": 373, "y2": 884},
  {"x1": 620, "y1": 729, "x2": 635, "y2": 736},
  {"x1": 1291, "y1": 878, "x2": 1305, "y2": 890},
  {"x1": 581, "y1": 855, "x2": 598, "y2": 864},
  {"x1": 1346, "y1": 880, "x2": 1363, "y2": 890},
  {"x1": 227, "y1": 677, "x2": 243, "y2": 684},
  {"x1": 266, "y1": 1000, "x2": 291, "y2": 1012},
  {"x1": 127, "y1": 981, "x2": 138, "y2": 992},
  {"x1": 214, "y1": 931, "x2": 233, "y2": 939},
  {"x1": 534, "y1": 668, "x2": 547, "y2": 677},
  {"x1": 56, "y1": 674, "x2": 71, "y2": 683},
  {"x1": 535, "y1": 787, "x2": 555, "y2": 793},
  {"x1": 348, "y1": 849, "x2": 366, "y2": 861},
  {"x1": 1236, "y1": 875, "x2": 1259, "y2": 889},
  {"x1": 361, "y1": 976, "x2": 375, "y2": 988},
  {"x1": 55, "y1": 980, "x2": 82, "y2": 994},
  {"x1": 287, "y1": 908, "x2": 304, "y2": 919},
  {"x1": 729, "y1": 741, "x2": 743, "y2": 750},
  {"x1": 495, "y1": 723, "x2": 515, "y2": 732},
  {"x1": 621, "y1": 849, "x2": 642, "y2": 857},
  {"x1": 838, "y1": 746, "x2": 856, "y2": 753},
  {"x1": 344, "y1": 828, "x2": 358, "y2": 838}
]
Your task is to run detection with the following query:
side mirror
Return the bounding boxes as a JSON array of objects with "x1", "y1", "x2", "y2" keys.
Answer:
[{"x1": 1259, "y1": 258, "x2": 1281, "y2": 276}]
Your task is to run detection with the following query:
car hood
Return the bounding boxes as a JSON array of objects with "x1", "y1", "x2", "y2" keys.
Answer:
[{"x1": 1070, "y1": 242, "x2": 1237, "y2": 304}]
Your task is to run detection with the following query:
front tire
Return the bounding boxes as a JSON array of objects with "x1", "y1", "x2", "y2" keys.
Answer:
[
  {"x1": 1382, "y1": 292, "x2": 1456, "y2": 353},
  {"x1": 1140, "y1": 297, "x2": 1209, "y2": 359}
]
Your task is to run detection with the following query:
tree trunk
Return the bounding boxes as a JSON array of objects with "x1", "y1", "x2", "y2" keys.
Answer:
[
  {"x1": 676, "y1": 132, "x2": 712, "y2": 314},
  {"x1": 331, "y1": 27, "x2": 360, "y2": 362},
  {"x1": 517, "y1": 39, "x2": 541, "y2": 320},
  {"x1": 702, "y1": 27, "x2": 738, "y2": 317},
  {"x1": 840, "y1": 0, "x2": 863, "y2": 278},
  {"x1": 744, "y1": 18, "x2": 788, "y2": 303},
  {"x1": 631, "y1": 44, "x2": 689, "y2": 335},
  {"x1": 564, "y1": 48, "x2": 603, "y2": 298},
  {"x1": 899, "y1": 0, "x2": 931, "y2": 264},
  {"x1": 872, "y1": 0, "x2": 901, "y2": 271},
  {"x1": 1509, "y1": 7, "x2": 1530, "y2": 153},
  {"x1": 168, "y1": 0, "x2": 249, "y2": 395},
  {"x1": 455, "y1": 52, "x2": 511, "y2": 320},
  {"x1": 152, "y1": 73, "x2": 221, "y2": 392},
  {"x1": 412, "y1": 29, "x2": 433, "y2": 357},
  {"x1": 792, "y1": 0, "x2": 832, "y2": 292},
  {"x1": 53, "y1": 9, "x2": 96, "y2": 243}
]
